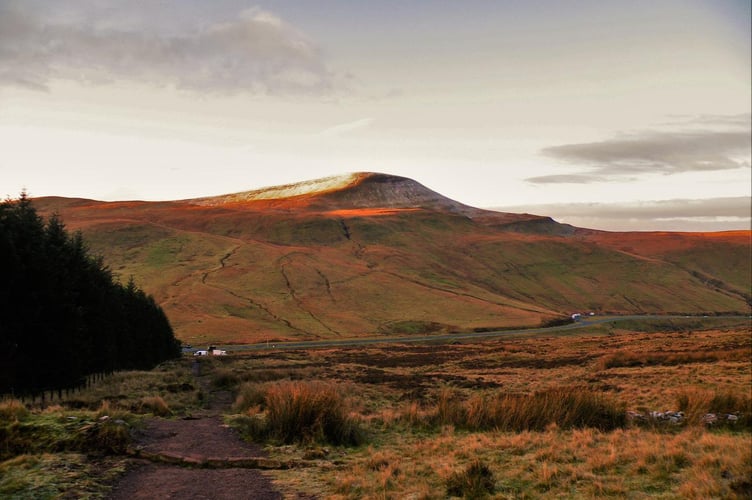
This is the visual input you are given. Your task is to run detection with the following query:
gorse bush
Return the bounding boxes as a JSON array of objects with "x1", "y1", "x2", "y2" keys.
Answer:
[{"x1": 233, "y1": 381, "x2": 364, "y2": 446}]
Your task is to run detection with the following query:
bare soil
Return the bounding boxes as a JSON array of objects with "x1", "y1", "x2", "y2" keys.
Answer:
[
  {"x1": 108, "y1": 466, "x2": 281, "y2": 500},
  {"x1": 108, "y1": 384, "x2": 288, "y2": 499}
]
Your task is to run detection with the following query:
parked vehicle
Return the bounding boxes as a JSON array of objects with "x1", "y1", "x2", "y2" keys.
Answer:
[{"x1": 193, "y1": 347, "x2": 226, "y2": 356}]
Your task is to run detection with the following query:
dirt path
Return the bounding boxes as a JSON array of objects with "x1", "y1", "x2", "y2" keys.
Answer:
[{"x1": 108, "y1": 378, "x2": 289, "y2": 499}]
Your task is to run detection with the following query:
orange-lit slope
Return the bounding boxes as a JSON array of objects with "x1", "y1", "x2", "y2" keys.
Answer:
[{"x1": 30, "y1": 173, "x2": 752, "y2": 344}]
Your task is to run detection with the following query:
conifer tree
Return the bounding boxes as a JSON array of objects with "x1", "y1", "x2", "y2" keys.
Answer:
[{"x1": 0, "y1": 194, "x2": 180, "y2": 395}]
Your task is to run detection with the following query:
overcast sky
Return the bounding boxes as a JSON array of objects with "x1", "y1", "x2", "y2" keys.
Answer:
[{"x1": 1, "y1": 0, "x2": 750, "y2": 231}]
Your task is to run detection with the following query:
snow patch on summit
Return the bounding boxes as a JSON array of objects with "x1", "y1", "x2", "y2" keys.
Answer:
[
  {"x1": 246, "y1": 173, "x2": 361, "y2": 200},
  {"x1": 188, "y1": 173, "x2": 362, "y2": 205}
]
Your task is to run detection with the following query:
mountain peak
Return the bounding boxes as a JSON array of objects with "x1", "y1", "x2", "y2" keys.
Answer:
[
  {"x1": 185, "y1": 172, "x2": 461, "y2": 210},
  {"x1": 184, "y1": 172, "x2": 555, "y2": 227},
  {"x1": 321, "y1": 172, "x2": 478, "y2": 214}
]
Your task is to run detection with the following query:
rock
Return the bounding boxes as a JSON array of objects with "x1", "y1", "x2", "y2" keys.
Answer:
[{"x1": 701, "y1": 413, "x2": 718, "y2": 425}]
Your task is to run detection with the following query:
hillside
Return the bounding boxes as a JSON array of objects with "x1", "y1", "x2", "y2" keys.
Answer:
[{"x1": 32, "y1": 173, "x2": 751, "y2": 344}]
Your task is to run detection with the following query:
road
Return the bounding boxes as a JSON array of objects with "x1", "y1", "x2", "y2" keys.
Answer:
[{"x1": 216, "y1": 314, "x2": 749, "y2": 352}]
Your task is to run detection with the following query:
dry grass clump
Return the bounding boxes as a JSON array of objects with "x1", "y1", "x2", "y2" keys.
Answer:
[
  {"x1": 677, "y1": 388, "x2": 751, "y2": 429},
  {"x1": 435, "y1": 387, "x2": 465, "y2": 427},
  {"x1": 445, "y1": 460, "x2": 495, "y2": 499},
  {"x1": 233, "y1": 381, "x2": 364, "y2": 446},
  {"x1": 139, "y1": 396, "x2": 171, "y2": 417},
  {"x1": 233, "y1": 382, "x2": 268, "y2": 414},
  {"x1": 426, "y1": 386, "x2": 625, "y2": 432},
  {"x1": 95, "y1": 400, "x2": 133, "y2": 421},
  {"x1": 0, "y1": 399, "x2": 29, "y2": 422},
  {"x1": 597, "y1": 348, "x2": 748, "y2": 370},
  {"x1": 79, "y1": 418, "x2": 132, "y2": 455}
]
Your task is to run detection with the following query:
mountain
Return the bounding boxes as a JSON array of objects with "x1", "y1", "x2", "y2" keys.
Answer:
[{"x1": 31, "y1": 173, "x2": 751, "y2": 344}]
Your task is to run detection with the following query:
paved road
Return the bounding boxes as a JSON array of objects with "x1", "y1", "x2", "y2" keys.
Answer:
[{"x1": 215, "y1": 314, "x2": 749, "y2": 352}]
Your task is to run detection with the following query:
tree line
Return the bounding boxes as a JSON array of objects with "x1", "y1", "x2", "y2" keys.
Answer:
[{"x1": 0, "y1": 193, "x2": 180, "y2": 396}]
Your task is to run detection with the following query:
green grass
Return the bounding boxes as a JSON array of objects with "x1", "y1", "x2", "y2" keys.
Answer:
[
  {"x1": 146, "y1": 237, "x2": 189, "y2": 267},
  {"x1": 0, "y1": 407, "x2": 136, "y2": 461},
  {"x1": 0, "y1": 358, "x2": 203, "y2": 498},
  {"x1": 377, "y1": 320, "x2": 448, "y2": 335},
  {"x1": 0, "y1": 453, "x2": 126, "y2": 499},
  {"x1": 54, "y1": 360, "x2": 199, "y2": 414}
]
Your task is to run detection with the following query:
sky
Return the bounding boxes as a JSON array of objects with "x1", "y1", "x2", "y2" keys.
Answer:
[{"x1": 0, "y1": 0, "x2": 750, "y2": 231}]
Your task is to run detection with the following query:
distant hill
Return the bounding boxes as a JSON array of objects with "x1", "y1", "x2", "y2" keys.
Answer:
[{"x1": 32, "y1": 173, "x2": 751, "y2": 344}]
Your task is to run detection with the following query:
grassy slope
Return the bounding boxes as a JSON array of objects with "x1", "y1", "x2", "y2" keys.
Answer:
[{"x1": 32, "y1": 198, "x2": 751, "y2": 344}]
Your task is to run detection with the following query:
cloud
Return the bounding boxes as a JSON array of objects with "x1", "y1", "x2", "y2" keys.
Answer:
[
  {"x1": 531, "y1": 117, "x2": 751, "y2": 184},
  {"x1": 0, "y1": 4, "x2": 334, "y2": 94},
  {"x1": 526, "y1": 174, "x2": 611, "y2": 184},
  {"x1": 315, "y1": 118, "x2": 374, "y2": 138},
  {"x1": 492, "y1": 197, "x2": 751, "y2": 232}
]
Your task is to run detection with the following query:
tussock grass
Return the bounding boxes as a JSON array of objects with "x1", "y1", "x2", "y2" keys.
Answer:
[
  {"x1": 139, "y1": 396, "x2": 171, "y2": 417},
  {"x1": 0, "y1": 399, "x2": 29, "y2": 422},
  {"x1": 95, "y1": 400, "x2": 131, "y2": 422},
  {"x1": 598, "y1": 348, "x2": 748, "y2": 370},
  {"x1": 263, "y1": 380, "x2": 363, "y2": 446},
  {"x1": 233, "y1": 382, "x2": 268, "y2": 413},
  {"x1": 232, "y1": 381, "x2": 364, "y2": 446},
  {"x1": 445, "y1": 460, "x2": 495, "y2": 499},
  {"x1": 434, "y1": 387, "x2": 465, "y2": 427},
  {"x1": 677, "y1": 388, "x2": 752, "y2": 429},
  {"x1": 426, "y1": 386, "x2": 626, "y2": 432}
]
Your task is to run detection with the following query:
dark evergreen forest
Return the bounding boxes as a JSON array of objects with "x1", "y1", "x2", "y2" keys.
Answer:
[{"x1": 0, "y1": 193, "x2": 180, "y2": 396}]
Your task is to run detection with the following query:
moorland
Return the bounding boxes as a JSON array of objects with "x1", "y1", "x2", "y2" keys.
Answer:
[{"x1": 1, "y1": 317, "x2": 750, "y2": 498}]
